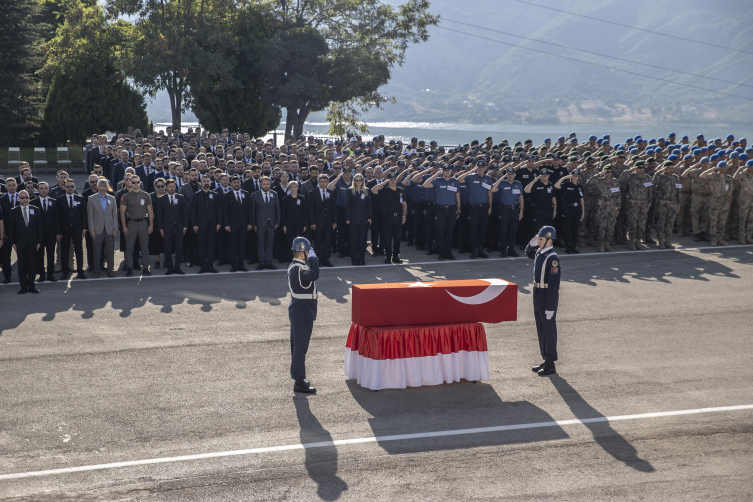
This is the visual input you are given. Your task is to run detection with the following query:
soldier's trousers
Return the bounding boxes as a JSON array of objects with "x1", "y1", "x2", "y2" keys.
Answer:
[
  {"x1": 562, "y1": 204, "x2": 581, "y2": 246},
  {"x1": 579, "y1": 197, "x2": 596, "y2": 240},
  {"x1": 677, "y1": 192, "x2": 692, "y2": 232},
  {"x1": 290, "y1": 321, "x2": 313, "y2": 380},
  {"x1": 627, "y1": 200, "x2": 649, "y2": 239},
  {"x1": 740, "y1": 199, "x2": 753, "y2": 241},
  {"x1": 534, "y1": 309, "x2": 558, "y2": 362},
  {"x1": 727, "y1": 190, "x2": 740, "y2": 238},
  {"x1": 424, "y1": 203, "x2": 437, "y2": 250},
  {"x1": 655, "y1": 201, "x2": 678, "y2": 239},
  {"x1": 691, "y1": 193, "x2": 710, "y2": 235},
  {"x1": 596, "y1": 203, "x2": 617, "y2": 242},
  {"x1": 708, "y1": 197, "x2": 730, "y2": 238},
  {"x1": 412, "y1": 202, "x2": 426, "y2": 248},
  {"x1": 616, "y1": 195, "x2": 628, "y2": 236}
]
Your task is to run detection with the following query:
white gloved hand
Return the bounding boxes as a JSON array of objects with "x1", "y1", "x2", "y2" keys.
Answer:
[
  {"x1": 529, "y1": 236, "x2": 539, "y2": 247},
  {"x1": 308, "y1": 249, "x2": 317, "y2": 258},
  {"x1": 545, "y1": 310, "x2": 554, "y2": 320}
]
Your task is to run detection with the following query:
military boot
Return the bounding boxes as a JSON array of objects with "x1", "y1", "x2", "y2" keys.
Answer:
[
  {"x1": 747, "y1": 236, "x2": 753, "y2": 244},
  {"x1": 741, "y1": 237, "x2": 749, "y2": 245},
  {"x1": 677, "y1": 228, "x2": 684, "y2": 237},
  {"x1": 657, "y1": 238, "x2": 666, "y2": 249},
  {"x1": 598, "y1": 241, "x2": 605, "y2": 252},
  {"x1": 629, "y1": 238, "x2": 637, "y2": 251},
  {"x1": 710, "y1": 235, "x2": 717, "y2": 246},
  {"x1": 614, "y1": 232, "x2": 626, "y2": 245},
  {"x1": 644, "y1": 231, "x2": 656, "y2": 244},
  {"x1": 577, "y1": 235, "x2": 585, "y2": 248},
  {"x1": 717, "y1": 236, "x2": 729, "y2": 246},
  {"x1": 635, "y1": 239, "x2": 646, "y2": 250},
  {"x1": 587, "y1": 237, "x2": 597, "y2": 247},
  {"x1": 604, "y1": 242, "x2": 614, "y2": 252},
  {"x1": 665, "y1": 237, "x2": 674, "y2": 249}
]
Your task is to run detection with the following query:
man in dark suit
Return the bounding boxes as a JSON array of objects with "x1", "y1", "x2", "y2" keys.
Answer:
[
  {"x1": 250, "y1": 176, "x2": 280, "y2": 270},
  {"x1": 156, "y1": 179, "x2": 189, "y2": 275},
  {"x1": 242, "y1": 165, "x2": 263, "y2": 264},
  {"x1": 0, "y1": 177, "x2": 20, "y2": 284},
  {"x1": 57, "y1": 180, "x2": 88, "y2": 280},
  {"x1": 110, "y1": 150, "x2": 131, "y2": 189},
  {"x1": 191, "y1": 176, "x2": 221, "y2": 273},
  {"x1": 222, "y1": 176, "x2": 252, "y2": 272},
  {"x1": 308, "y1": 174, "x2": 337, "y2": 267},
  {"x1": 8, "y1": 190, "x2": 43, "y2": 293},
  {"x1": 30, "y1": 181, "x2": 60, "y2": 282}
]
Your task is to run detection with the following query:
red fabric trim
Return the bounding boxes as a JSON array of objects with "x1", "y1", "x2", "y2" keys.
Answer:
[{"x1": 345, "y1": 322, "x2": 488, "y2": 360}]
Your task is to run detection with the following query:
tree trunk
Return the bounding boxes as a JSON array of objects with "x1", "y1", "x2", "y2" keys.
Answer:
[
  {"x1": 286, "y1": 107, "x2": 309, "y2": 139},
  {"x1": 284, "y1": 108, "x2": 294, "y2": 140}
]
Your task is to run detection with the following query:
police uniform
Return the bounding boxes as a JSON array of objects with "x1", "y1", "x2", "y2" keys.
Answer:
[
  {"x1": 558, "y1": 175, "x2": 584, "y2": 253},
  {"x1": 497, "y1": 170, "x2": 524, "y2": 257},
  {"x1": 525, "y1": 226, "x2": 561, "y2": 375},
  {"x1": 433, "y1": 167, "x2": 460, "y2": 260},
  {"x1": 466, "y1": 164, "x2": 493, "y2": 258},
  {"x1": 287, "y1": 240, "x2": 320, "y2": 392}
]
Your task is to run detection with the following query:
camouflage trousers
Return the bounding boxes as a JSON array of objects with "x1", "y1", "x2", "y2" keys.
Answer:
[
  {"x1": 677, "y1": 192, "x2": 692, "y2": 232},
  {"x1": 726, "y1": 190, "x2": 740, "y2": 239},
  {"x1": 655, "y1": 201, "x2": 678, "y2": 239},
  {"x1": 578, "y1": 197, "x2": 596, "y2": 239},
  {"x1": 708, "y1": 196, "x2": 730, "y2": 239},
  {"x1": 595, "y1": 201, "x2": 618, "y2": 242},
  {"x1": 691, "y1": 193, "x2": 710, "y2": 235},
  {"x1": 738, "y1": 198, "x2": 753, "y2": 241},
  {"x1": 627, "y1": 199, "x2": 649, "y2": 239},
  {"x1": 615, "y1": 195, "x2": 628, "y2": 236}
]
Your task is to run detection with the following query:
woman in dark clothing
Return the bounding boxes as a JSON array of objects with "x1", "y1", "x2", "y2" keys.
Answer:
[
  {"x1": 345, "y1": 173, "x2": 372, "y2": 266},
  {"x1": 280, "y1": 181, "x2": 308, "y2": 263},
  {"x1": 148, "y1": 179, "x2": 166, "y2": 268}
]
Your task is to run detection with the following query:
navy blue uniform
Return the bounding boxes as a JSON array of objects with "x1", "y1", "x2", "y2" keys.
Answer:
[
  {"x1": 288, "y1": 256, "x2": 320, "y2": 380},
  {"x1": 467, "y1": 172, "x2": 493, "y2": 255},
  {"x1": 525, "y1": 242, "x2": 561, "y2": 362},
  {"x1": 498, "y1": 180, "x2": 524, "y2": 253},
  {"x1": 433, "y1": 177, "x2": 459, "y2": 259}
]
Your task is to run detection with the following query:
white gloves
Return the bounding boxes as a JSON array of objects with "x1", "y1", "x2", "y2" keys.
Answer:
[
  {"x1": 529, "y1": 236, "x2": 539, "y2": 247},
  {"x1": 545, "y1": 310, "x2": 554, "y2": 320},
  {"x1": 308, "y1": 249, "x2": 317, "y2": 258}
]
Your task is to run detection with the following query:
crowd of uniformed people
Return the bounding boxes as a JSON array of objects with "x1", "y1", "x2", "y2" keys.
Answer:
[{"x1": 1, "y1": 127, "x2": 752, "y2": 293}]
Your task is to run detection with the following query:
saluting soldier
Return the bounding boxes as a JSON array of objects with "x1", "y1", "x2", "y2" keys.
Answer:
[
  {"x1": 619, "y1": 161, "x2": 654, "y2": 250},
  {"x1": 652, "y1": 161, "x2": 682, "y2": 249},
  {"x1": 288, "y1": 237, "x2": 319, "y2": 394},
  {"x1": 525, "y1": 226, "x2": 561, "y2": 377}
]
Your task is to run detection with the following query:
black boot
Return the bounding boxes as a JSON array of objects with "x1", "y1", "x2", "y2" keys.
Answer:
[
  {"x1": 570, "y1": 241, "x2": 580, "y2": 254},
  {"x1": 470, "y1": 247, "x2": 477, "y2": 259}
]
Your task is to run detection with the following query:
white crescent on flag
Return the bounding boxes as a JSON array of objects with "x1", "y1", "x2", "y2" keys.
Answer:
[{"x1": 445, "y1": 279, "x2": 509, "y2": 305}]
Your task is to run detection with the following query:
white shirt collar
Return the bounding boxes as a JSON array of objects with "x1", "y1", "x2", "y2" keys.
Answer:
[{"x1": 538, "y1": 245, "x2": 553, "y2": 254}]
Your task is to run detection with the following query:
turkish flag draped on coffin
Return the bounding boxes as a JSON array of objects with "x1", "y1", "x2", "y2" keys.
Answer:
[{"x1": 352, "y1": 279, "x2": 518, "y2": 327}]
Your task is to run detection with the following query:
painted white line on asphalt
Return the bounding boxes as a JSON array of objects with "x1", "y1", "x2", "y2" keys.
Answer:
[
  {"x1": 1, "y1": 404, "x2": 750, "y2": 481},
  {"x1": 1, "y1": 243, "x2": 751, "y2": 287}
]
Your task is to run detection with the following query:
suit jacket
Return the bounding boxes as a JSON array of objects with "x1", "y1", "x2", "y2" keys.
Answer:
[
  {"x1": 179, "y1": 182, "x2": 201, "y2": 220},
  {"x1": 222, "y1": 189, "x2": 252, "y2": 230},
  {"x1": 15, "y1": 175, "x2": 39, "y2": 186},
  {"x1": 87, "y1": 193, "x2": 118, "y2": 235},
  {"x1": 281, "y1": 194, "x2": 308, "y2": 229},
  {"x1": 308, "y1": 187, "x2": 336, "y2": 227},
  {"x1": 0, "y1": 193, "x2": 18, "y2": 235},
  {"x1": 146, "y1": 171, "x2": 171, "y2": 193},
  {"x1": 8, "y1": 205, "x2": 43, "y2": 248},
  {"x1": 242, "y1": 177, "x2": 263, "y2": 194},
  {"x1": 111, "y1": 161, "x2": 130, "y2": 189},
  {"x1": 156, "y1": 193, "x2": 189, "y2": 233},
  {"x1": 345, "y1": 189, "x2": 373, "y2": 225},
  {"x1": 57, "y1": 193, "x2": 88, "y2": 234},
  {"x1": 300, "y1": 179, "x2": 316, "y2": 198},
  {"x1": 191, "y1": 189, "x2": 222, "y2": 229},
  {"x1": 250, "y1": 189, "x2": 280, "y2": 228},
  {"x1": 29, "y1": 197, "x2": 60, "y2": 237}
]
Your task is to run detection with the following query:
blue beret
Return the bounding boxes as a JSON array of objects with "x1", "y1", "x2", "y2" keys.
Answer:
[
  {"x1": 716, "y1": 149, "x2": 724, "y2": 154},
  {"x1": 726, "y1": 134, "x2": 734, "y2": 140},
  {"x1": 626, "y1": 137, "x2": 633, "y2": 143},
  {"x1": 696, "y1": 134, "x2": 704, "y2": 139},
  {"x1": 714, "y1": 138, "x2": 722, "y2": 143},
  {"x1": 740, "y1": 154, "x2": 749, "y2": 161},
  {"x1": 570, "y1": 138, "x2": 577, "y2": 143},
  {"x1": 635, "y1": 135, "x2": 642, "y2": 140},
  {"x1": 747, "y1": 160, "x2": 753, "y2": 166},
  {"x1": 740, "y1": 138, "x2": 747, "y2": 142},
  {"x1": 544, "y1": 137, "x2": 551, "y2": 142},
  {"x1": 596, "y1": 139, "x2": 603, "y2": 144},
  {"x1": 658, "y1": 137, "x2": 665, "y2": 142},
  {"x1": 569, "y1": 132, "x2": 576, "y2": 137},
  {"x1": 680, "y1": 145, "x2": 689, "y2": 152},
  {"x1": 717, "y1": 161, "x2": 726, "y2": 167},
  {"x1": 617, "y1": 145, "x2": 625, "y2": 151},
  {"x1": 736, "y1": 147, "x2": 744, "y2": 153},
  {"x1": 683, "y1": 154, "x2": 692, "y2": 161},
  {"x1": 732, "y1": 141, "x2": 739, "y2": 147},
  {"x1": 655, "y1": 147, "x2": 663, "y2": 153},
  {"x1": 557, "y1": 136, "x2": 565, "y2": 141},
  {"x1": 668, "y1": 132, "x2": 676, "y2": 137},
  {"x1": 588, "y1": 135, "x2": 597, "y2": 141},
  {"x1": 701, "y1": 157, "x2": 710, "y2": 163},
  {"x1": 668, "y1": 154, "x2": 678, "y2": 161},
  {"x1": 648, "y1": 138, "x2": 657, "y2": 144},
  {"x1": 730, "y1": 152, "x2": 739, "y2": 159},
  {"x1": 603, "y1": 134, "x2": 610, "y2": 139},
  {"x1": 746, "y1": 148, "x2": 753, "y2": 153},
  {"x1": 709, "y1": 154, "x2": 719, "y2": 161}
]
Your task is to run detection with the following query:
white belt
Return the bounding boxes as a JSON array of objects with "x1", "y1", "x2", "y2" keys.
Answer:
[
  {"x1": 290, "y1": 291, "x2": 318, "y2": 299},
  {"x1": 288, "y1": 262, "x2": 318, "y2": 299}
]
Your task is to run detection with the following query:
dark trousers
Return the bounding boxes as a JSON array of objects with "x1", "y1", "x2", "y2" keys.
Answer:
[
  {"x1": 382, "y1": 216, "x2": 402, "y2": 260},
  {"x1": 1, "y1": 237, "x2": 12, "y2": 280},
  {"x1": 424, "y1": 203, "x2": 436, "y2": 251},
  {"x1": 196, "y1": 225, "x2": 216, "y2": 268},
  {"x1": 533, "y1": 208, "x2": 554, "y2": 233},
  {"x1": 563, "y1": 205, "x2": 581, "y2": 246},
  {"x1": 412, "y1": 202, "x2": 426, "y2": 248},
  {"x1": 349, "y1": 223, "x2": 368, "y2": 265},
  {"x1": 469, "y1": 205, "x2": 490, "y2": 250},
  {"x1": 499, "y1": 206, "x2": 520, "y2": 250},
  {"x1": 534, "y1": 309, "x2": 558, "y2": 362},
  {"x1": 336, "y1": 207, "x2": 349, "y2": 254},
  {"x1": 404, "y1": 203, "x2": 414, "y2": 245},
  {"x1": 245, "y1": 228, "x2": 258, "y2": 263},
  {"x1": 486, "y1": 204, "x2": 500, "y2": 250},
  {"x1": 290, "y1": 321, "x2": 314, "y2": 380},
  {"x1": 313, "y1": 222, "x2": 333, "y2": 262},
  {"x1": 456, "y1": 205, "x2": 470, "y2": 251},
  {"x1": 37, "y1": 232, "x2": 57, "y2": 277},
  {"x1": 517, "y1": 199, "x2": 536, "y2": 245},
  {"x1": 163, "y1": 228, "x2": 184, "y2": 270},
  {"x1": 256, "y1": 224, "x2": 275, "y2": 265},
  {"x1": 216, "y1": 225, "x2": 228, "y2": 263},
  {"x1": 370, "y1": 213, "x2": 383, "y2": 252},
  {"x1": 227, "y1": 227, "x2": 248, "y2": 266},
  {"x1": 284, "y1": 225, "x2": 304, "y2": 263},
  {"x1": 61, "y1": 229, "x2": 84, "y2": 274},
  {"x1": 275, "y1": 226, "x2": 286, "y2": 262},
  {"x1": 434, "y1": 207, "x2": 456, "y2": 257},
  {"x1": 17, "y1": 242, "x2": 37, "y2": 289},
  {"x1": 85, "y1": 232, "x2": 94, "y2": 270},
  {"x1": 183, "y1": 227, "x2": 198, "y2": 264}
]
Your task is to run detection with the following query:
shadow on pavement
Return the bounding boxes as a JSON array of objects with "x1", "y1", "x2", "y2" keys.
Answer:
[
  {"x1": 294, "y1": 396, "x2": 348, "y2": 501},
  {"x1": 347, "y1": 380, "x2": 568, "y2": 454},
  {"x1": 549, "y1": 374, "x2": 655, "y2": 473}
]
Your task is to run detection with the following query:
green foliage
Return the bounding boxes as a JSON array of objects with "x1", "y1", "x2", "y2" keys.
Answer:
[
  {"x1": 43, "y1": 67, "x2": 148, "y2": 145},
  {"x1": 0, "y1": 0, "x2": 47, "y2": 145}
]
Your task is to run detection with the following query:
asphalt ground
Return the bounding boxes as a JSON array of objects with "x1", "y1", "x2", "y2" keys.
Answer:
[{"x1": 1, "y1": 177, "x2": 752, "y2": 499}]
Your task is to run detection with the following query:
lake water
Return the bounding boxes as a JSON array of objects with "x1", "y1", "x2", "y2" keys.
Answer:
[{"x1": 162, "y1": 121, "x2": 753, "y2": 148}]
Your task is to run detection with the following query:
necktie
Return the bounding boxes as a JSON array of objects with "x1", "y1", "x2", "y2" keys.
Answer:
[
  {"x1": 321, "y1": 189, "x2": 325, "y2": 200},
  {"x1": 236, "y1": 192, "x2": 241, "y2": 204},
  {"x1": 23, "y1": 206, "x2": 28, "y2": 226},
  {"x1": 11, "y1": 194, "x2": 15, "y2": 207},
  {"x1": 43, "y1": 199, "x2": 46, "y2": 212},
  {"x1": 171, "y1": 196, "x2": 175, "y2": 206},
  {"x1": 69, "y1": 195, "x2": 73, "y2": 207},
  {"x1": 264, "y1": 193, "x2": 268, "y2": 205},
  {"x1": 255, "y1": 180, "x2": 259, "y2": 191}
]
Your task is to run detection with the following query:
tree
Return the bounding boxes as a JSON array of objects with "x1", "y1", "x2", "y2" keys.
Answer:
[
  {"x1": 191, "y1": 6, "x2": 281, "y2": 136},
  {"x1": 0, "y1": 0, "x2": 47, "y2": 145},
  {"x1": 43, "y1": 66, "x2": 148, "y2": 145},
  {"x1": 107, "y1": 0, "x2": 239, "y2": 130},
  {"x1": 258, "y1": 0, "x2": 439, "y2": 139}
]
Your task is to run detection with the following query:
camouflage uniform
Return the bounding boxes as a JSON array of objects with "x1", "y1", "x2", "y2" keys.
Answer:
[
  {"x1": 726, "y1": 168, "x2": 741, "y2": 240},
  {"x1": 578, "y1": 167, "x2": 598, "y2": 245},
  {"x1": 674, "y1": 163, "x2": 693, "y2": 236},
  {"x1": 685, "y1": 166, "x2": 711, "y2": 238},
  {"x1": 586, "y1": 174, "x2": 621, "y2": 250},
  {"x1": 652, "y1": 171, "x2": 681, "y2": 248},
  {"x1": 613, "y1": 163, "x2": 629, "y2": 241},
  {"x1": 643, "y1": 166, "x2": 658, "y2": 242},
  {"x1": 707, "y1": 170, "x2": 732, "y2": 245},
  {"x1": 619, "y1": 170, "x2": 654, "y2": 248},
  {"x1": 738, "y1": 168, "x2": 753, "y2": 244}
]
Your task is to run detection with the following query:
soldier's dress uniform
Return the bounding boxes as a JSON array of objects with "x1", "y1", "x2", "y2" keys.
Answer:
[
  {"x1": 525, "y1": 226, "x2": 561, "y2": 376},
  {"x1": 288, "y1": 247, "x2": 320, "y2": 392}
]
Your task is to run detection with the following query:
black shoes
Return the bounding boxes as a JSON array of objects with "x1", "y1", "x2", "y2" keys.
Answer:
[
  {"x1": 207, "y1": 267, "x2": 219, "y2": 273},
  {"x1": 237, "y1": 265, "x2": 248, "y2": 272},
  {"x1": 392, "y1": 257, "x2": 403, "y2": 264},
  {"x1": 173, "y1": 268, "x2": 185, "y2": 275},
  {"x1": 76, "y1": 272, "x2": 87, "y2": 280},
  {"x1": 532, "y1": 362, "x2": 546, "y2": 373},
  {"x1": 294, "y1": 379, "x2": 316, "y2": 393},
  {"x1": 507, "y1": 248, "x2": 519, "y2": 257},
  {"x1": 47, "y1": 275, "x2": 58, "y2": 282},
  {"x1": 125, "y1": 268, "x2": 133, "y2": 277},
  {"x1": 266, "y1": 264, "x2": 278, "y2": 270},
  {"x1": 230, "y1": 266, "x2": 237, "y2": 272},
  {"x1": 385, "y1": 257, "x2": 392, "y2": 264},
  {"x1": 28, "y1": 287, "x2": 39, "y2": 294},
  {"x1": 256, "y1": 264, "x2": 265, "y2": 271},
  {"x1": 155, "y1": 261, "x2": 161, "y2": 269},
  {"x1": 3, "y1": 277, "x2": 11, "y2": 285},
  {"x1": 165, "y1": 269, "x2": 173, "y2": 275},
  {"x1": 470, "y1": 248, "x2": 477, "y2": 259},
  {"x1": 198, "y1": 267, "x2": 207, "y2": 274},
  {"x1": 323, "y1": 260, "x2": 334, "y2": 267},
  {"x1": 477, "y1": 249, "x2": 489, "y2": 258},
  {"x1": 446, "y1": 253, "x2": 456, "y2": 260},
  {"x1": 18, "y1": 287, "x2": 26, "y2": 295},
  {"x1": 141, "y1": 268, "x2": 151, "y2": 276},
  {"x1": 500, "y1": 249, "x2": 508, "y2": 258},
  {"x1": 439, "y1": 255, "x2": 445, "y2": 261},
  {"x1": 538, "y1": 362, "x2": 556, "y2": 376}
]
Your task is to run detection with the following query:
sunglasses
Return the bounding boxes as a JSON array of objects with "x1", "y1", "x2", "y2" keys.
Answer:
[
  {"x1": 155, "y1": 185, "x2": 165, "y2": 188},
  {"x1": 18, "y1": 196, "x2": 29, "y2": 199}
]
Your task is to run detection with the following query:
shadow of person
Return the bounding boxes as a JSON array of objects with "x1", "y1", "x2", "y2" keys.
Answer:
[
  {"x1": 549, "y1": 374, "x2": 655, "y2": 472},
  {"x1": 294, "y1": 396, "x2": 348, "y2": 501},
  {"x1": 347, "y1": 380, "x2": 568, "y2": 455}
]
